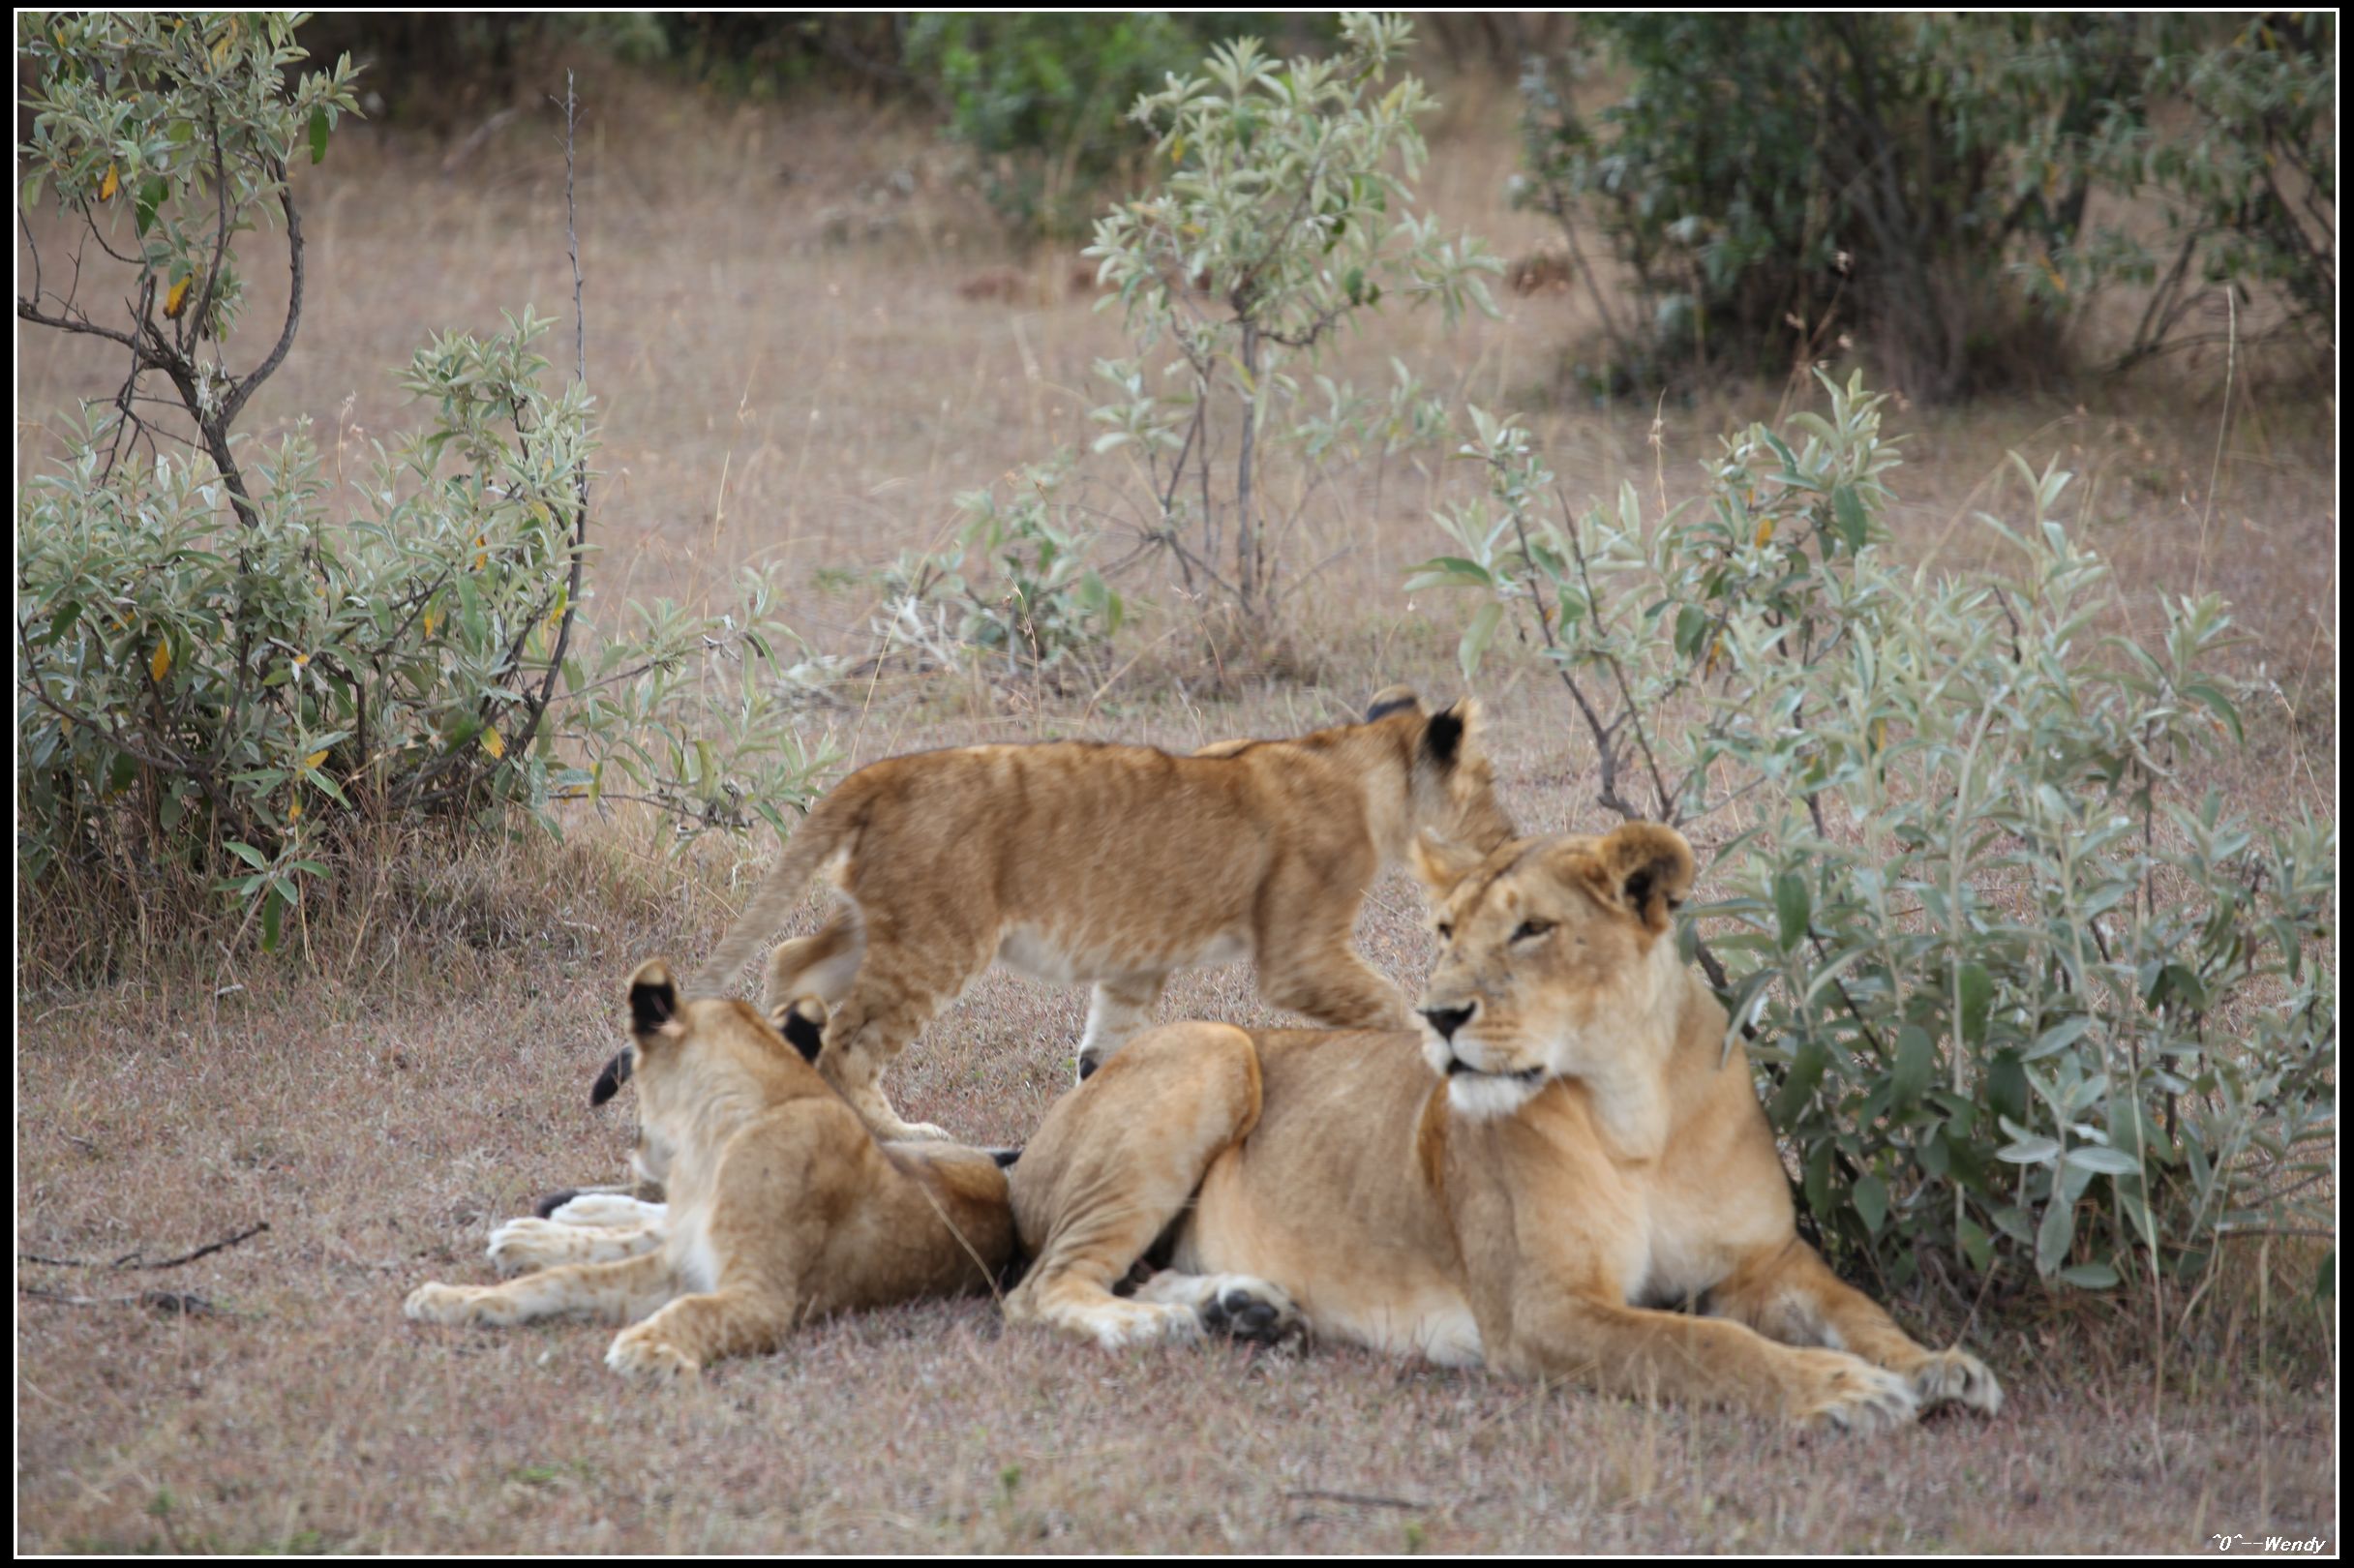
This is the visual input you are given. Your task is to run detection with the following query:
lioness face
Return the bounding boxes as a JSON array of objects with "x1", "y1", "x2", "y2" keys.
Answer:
[{"x1": 1410, "y1": 825, "x2": 1696, "y2": 1118}]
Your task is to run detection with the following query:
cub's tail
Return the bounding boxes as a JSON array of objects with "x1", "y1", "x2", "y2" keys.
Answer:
[{"x1": 686, "y1": 789, "x2": 863, "y2": 999}]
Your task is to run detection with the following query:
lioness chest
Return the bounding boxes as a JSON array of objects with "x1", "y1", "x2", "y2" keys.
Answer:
[{"x1": 1171, "y1": 1032, "x2": 1488, "y2": 1367}]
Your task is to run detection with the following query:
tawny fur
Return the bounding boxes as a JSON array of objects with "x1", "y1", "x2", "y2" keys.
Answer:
[
  {"x1": 404, "y1": 964, "x2": 1015, "y2": 1377},
  {"x1": 1006, "y1": 825, "x2": 2002, "y2": 1432},
  {"x1": 689, "y1": 689, "x2": 1515, "y2": 1140}
]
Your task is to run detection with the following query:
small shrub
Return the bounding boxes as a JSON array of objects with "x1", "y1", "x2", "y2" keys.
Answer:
[
  {"x1": 16, "y1": 15, "x2": 830, "y2": 957},
  {"x1": 1514, "y1": 15, "x2": 2336, "y2": 399},
  {"x1": 1417, "y1": 374, "x2": 2335, "y2": 1296},
  {"x1": 875, "y1": 456, "x2": 1126, "y2": 684},
  {"x1": 904, "y1": 13, "x2": 1315, "y2": 240},
  {"x1": 1084, "y1": 11, "x2": 1500, "y2": 623}
]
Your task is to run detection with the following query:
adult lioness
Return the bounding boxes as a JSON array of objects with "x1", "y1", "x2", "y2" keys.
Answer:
[
  {"x1": 1003, "y1": 824, "x2": 2001, "y2": 1432},
  {"x1": 688, "y1": 688, "x2": 1514, "y2": 1141},
  {"x1": 404, "y1": 962, "x2": 1014, "y2": 1376}
]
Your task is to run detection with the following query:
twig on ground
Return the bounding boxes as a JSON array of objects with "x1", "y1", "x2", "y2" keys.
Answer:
[
  {"x1": 20, "y1": 1286, "x2": 226, "y2": 1316},
  {"x1": 19, "y1": 1221, "x2": 269, "y2": 1271},
  {"x1": 1283, "y1": 1490, "x2": 1430, "y2": 1511}
]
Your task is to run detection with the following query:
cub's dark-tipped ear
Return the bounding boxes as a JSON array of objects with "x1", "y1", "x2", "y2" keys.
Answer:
[
  {"x1": 1365, "y1": 685, "x2": 1424, "y2": 723},
  {"x1": 627, "y1": 958, "x2": 680, "y2": 1040},
  {"x1": 1419, "y1": 697, "x2": 1481, "y2": 770},
  {"x1": 590, "y1": 1047, "x2": 634, "y2": 1106},
  {"x1": 770, "y1": 996, "x2": 828, "y2": 1065},
  {"x1": 1579, "y1": 823, "x2": 1697, "y2": 936}
]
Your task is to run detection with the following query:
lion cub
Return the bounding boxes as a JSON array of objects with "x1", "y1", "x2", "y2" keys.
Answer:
[
  {"x1": 403, "y1": 961, "x2": 1015, "y2": 1376},
  {"x1": 688, "y1": 688, "x2": 1515, "y2": 1140}
]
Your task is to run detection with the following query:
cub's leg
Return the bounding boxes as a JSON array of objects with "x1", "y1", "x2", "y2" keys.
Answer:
[
  {"x1": 1007, "y1": 1021, "x2": 1263, "y2": 1350},
  {"x1": 1705, "y1": 1238, "x2": 2003, "y2": 1415},
  {"x1": 606, "y1": 1287, "x2": 801, "y2": 1379},
  {"x1": 545, "y1": 1192, "x2": 669, "y2": 1229},
  {"x1": 820, "y1": 934, "x2": 988, "y2": 1141},
  {"x1": 1076, "y1": 973, "x2": 1168, "y2": 1081},
  {"x1": 761, "y1": 910, "x2": 865, "y2": 1019},
  {"x1": 1253, "y1": 865, "x2": 1413, "y2": 1032},
  {"x1": 607, "y1": 1097, "x2": 871, "y2": 1376},
  {"x1": 487, "y1": 1212, "x2": 666, "y2": 1276},
  {"x1": 405, "y1": 1251, "x2": 675, "y2": 1329}
]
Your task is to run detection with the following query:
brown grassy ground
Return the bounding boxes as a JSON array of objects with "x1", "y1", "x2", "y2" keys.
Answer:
[{"x1": 16, "y1": 58, "x2": 2338, "y2": 1553}]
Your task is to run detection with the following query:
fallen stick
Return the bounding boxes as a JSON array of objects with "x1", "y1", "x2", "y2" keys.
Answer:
[{"x1": 18, "y1": 1221, "x2": 269, "y2": 1271}]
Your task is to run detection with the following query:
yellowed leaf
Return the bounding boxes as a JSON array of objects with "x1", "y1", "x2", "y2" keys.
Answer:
[
  {"x1": 480, "y1": 727, "x2": 505, "y2": 760},
  {"x1": 1755, "y1": 518, "x2": 1775, "y2": 548},
  {"x1": 101, "y1": 162, "x2": 119, "y2": 201},
  {"x1": 288, "y1": 795, "x2": 303, "y2": 820},
  {"x1": 303, "y1": 749, "x2": 328, "y2": 770},
  {"x1": 149, "y1": 638, "x2": 171, "y2": 681},
  {"x1": 165, "y1": 274, "x2": 195, "y2": 319},
  {"x1": 422, "y1": 608, "x2": 438, "y2": 639}
]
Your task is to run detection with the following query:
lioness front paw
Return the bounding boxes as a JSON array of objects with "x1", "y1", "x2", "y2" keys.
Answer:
[
  {"x1": 1133, "y1": 1271, "x2": 1302, "y2": 1343},
  {"x1": 606, "y1": 1324, "x2": 699, "y2": 1379},
  {"x1": 1788, "y1": 1349, "x2": 1919, "y2": 1434},
  {"x1": 1905, "y1": 1348, "x2": 2003, "y2": 1415},
  {"x1": 405, "y1": 1282, "x2": 508, "y2": 1326}
]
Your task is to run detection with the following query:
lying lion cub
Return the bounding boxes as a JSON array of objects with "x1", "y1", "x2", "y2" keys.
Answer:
[
  {"x1": 1004, "y1": 824, "x2": 2002, "y2": 1432},
  {"x1": 404, "y1": 962, "x2": 1014, "y2": 1376},
  {"x1": 688, "y1": 688, "x2": 1514, "y2": 1141}
]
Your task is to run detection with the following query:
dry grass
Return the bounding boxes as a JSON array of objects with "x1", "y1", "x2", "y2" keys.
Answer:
[{"x1": 15, "y1": 58, "x2": 2338, "y2": 1554}]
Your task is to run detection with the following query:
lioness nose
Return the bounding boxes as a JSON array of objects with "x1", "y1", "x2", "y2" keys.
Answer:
[{"x1": 1420, "y1": 1004, "x2": 1475, "y2": 1040}]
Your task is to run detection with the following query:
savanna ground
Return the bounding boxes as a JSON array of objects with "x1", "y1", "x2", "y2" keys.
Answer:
[{"x1": 15, "y1": 56, "x2": 2339, "y2": 1553}]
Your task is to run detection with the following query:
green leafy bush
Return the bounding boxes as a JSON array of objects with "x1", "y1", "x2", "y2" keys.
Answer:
[
  {"x1": 1084, "y1": 12, "x2": 1500, "y2": 623},
  {"x1": 16, "y1": 14, "x2": 830, "y2": 956},
  {"x1": 876, "y1": 457, "x2": 1126, "y2": 683},
  {"x1": 1515, "y1": 15, "x2": 2336, "y2": 399},
  {"x1": 1417, "y1": 375, "x2": 2335, "y2": 1295},
  {"x1": 904, "y1": 13, "x2": 1309, "y2": 240}
]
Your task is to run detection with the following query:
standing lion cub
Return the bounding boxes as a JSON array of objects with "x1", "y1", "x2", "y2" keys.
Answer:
[{"x1": 688, "y1": 688, "x2": 1515, "y2": 1140}]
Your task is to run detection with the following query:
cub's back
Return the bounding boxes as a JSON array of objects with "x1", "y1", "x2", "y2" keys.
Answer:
[{"x1": 834, "y1": 739, "x2": 1353, "y2": 908}]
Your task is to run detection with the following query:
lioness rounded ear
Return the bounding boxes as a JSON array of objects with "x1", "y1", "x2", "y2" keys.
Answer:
[
  {"x1": 1587, "y1": 824, "x2": 1697, "y2": 935},
  {"x1": 627, "y1": 958, "x2": 680, "y2": 1039},
  {"x1": 1410, "y1": 829, "x2": 1486, "y2": 900},
  {"x1": 1366, "y1": 685, "x2": 1425, "y2": 723}
]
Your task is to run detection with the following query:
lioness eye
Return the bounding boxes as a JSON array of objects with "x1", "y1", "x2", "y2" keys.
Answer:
[{"x1": 1513, "y1": 920, "x2": 1554, "y2": 942}]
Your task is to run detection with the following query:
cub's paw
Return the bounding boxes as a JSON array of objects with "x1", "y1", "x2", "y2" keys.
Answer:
[
  {"x1": 548, "y1": 1192, "x2": 666, "y2": 1229},
  {"x1": 1788, "y1": 1348, "x2": 1919, "y2": 1435},
  {"x1": 1084, "y1": 1296, "x2": 1204, "y2": 1353},
  {"x1": 606, "y1": 1324, "x2": 700, "y2": 1380},
  {"x1": 486, "y1": 1218, "x2": 569, "y2": 1276},
  {"x1": 1906, "y1": 1348, "x2": 2003, "y2": 1416},
  {"x1": 405, "y1": 1282, "x2": 508, "y2": 1326},
  {"x1": 876, "y1": 1117, "x2": 952, "y2": 1142}
]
